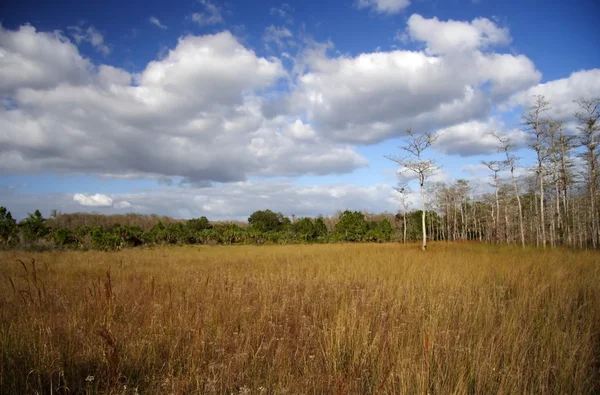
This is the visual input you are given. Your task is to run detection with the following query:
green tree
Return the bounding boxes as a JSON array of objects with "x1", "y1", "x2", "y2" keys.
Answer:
[
  {"x1": 19, "y1": 210, "x2": 49, "y2": 243},
  {"x1": 91, "y1": 228, "x2": 121, "y2": 250},
  {"x1": 54, "y1": 228, "x2": 78, "y2": 248},
  {"x1": 366, "y1": 219, "x2": 394, "y2": 242},
  {"x1": 248, "y1": 210, "x2": 287, "y2": 233},
  {"x1": 314, "y1": 217, "x2": 328, "y2": 239},
  {"x1": 335, "y1": 211, "x2": 368, "y2": 242},
  {"x1": 143, "y1": 221, "x2": 168, "y2": 244},
  {"x1": 187, "y1": 216, "x2": 212, "y2": 231},
  {"x1": 0, "y1": 207, "x2": 17, "y2": 246},
  {"x1": 112, "y1": 225, "x2": 143, "y2": 247},
  {"x1": 165, "y1": 223, "x2": 187, "y2": 244},
  {"x1": 292, "y1": 217, "x2": 317, "y2": 242}
]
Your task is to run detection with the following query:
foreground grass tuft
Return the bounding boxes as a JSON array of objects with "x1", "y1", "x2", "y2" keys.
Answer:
[{"x1": 1, "y1": 243, "x2": 599, "y2": 394}]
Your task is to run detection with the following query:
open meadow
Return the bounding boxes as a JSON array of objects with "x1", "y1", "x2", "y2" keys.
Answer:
[{"x1": 1, "y1": 243, "x2": 599, "y2": 394}]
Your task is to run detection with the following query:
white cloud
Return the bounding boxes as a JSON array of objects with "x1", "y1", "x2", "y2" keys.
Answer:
[
  {"x1": 68, "y1": 24, "x2": 110, "y2": 56},
  {"x1": 0, "y1": 25, "x2": 92, "y2": 95},
  {"x1": 406, "y1": 14, "x2": 510, "y2": 55},
  {"x1": 473, "y1": 52, "x2": 539, "y2": 98},
  {"x1": 273, "y1": 17, "x2": 539, "y2": 144},
  {"x1": 191, "y1": 0, "x2": 224, "y2": 26},
  {"x1": 114, "y1": 200, "x2": 132, "y2": 209},
  {"x1": 506, "y1": 69, "x2": 600, "y2": 125},
  {"x1": 149, "y1": 17, "x2": 167, "y2": 30},
  {"x1": 434, "y1": 119, "x2": 527, "y2": 156},
  {"x1": 0, "y1": 26, "x2": 366, "y2": 182},
  {"x1": 260, "y1": 14, "x2": 543, "y2": 146},
  {"x1": 356, "y1": 0, "x2": 411, "y2": 14},
  {"x1": 73, "y1": 193, "x2": 113, "y2": 207}
]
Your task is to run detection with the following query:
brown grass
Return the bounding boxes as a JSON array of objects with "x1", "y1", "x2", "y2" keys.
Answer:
[{"x1": 0, "y1": 243, "x2": 599, "y2": 394}]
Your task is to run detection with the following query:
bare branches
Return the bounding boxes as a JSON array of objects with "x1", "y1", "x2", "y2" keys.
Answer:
[
  {"x1": 386, "y1": 129, "x2": 438, "y2": 250},
  {"x1": 385, "y1": 130, "x2": 438, "y2": 187},
  {"x1": 575, "y1": 97, "x2": 600, "y2": 148},
  {"x1": 481, "y1": 160, "x2": 507, "y2": 176},
  {"x1": 574, "y1": 97, "x2": 600, "y2": 248},
  {"x1": 398, "y1": 129, "x2": 438, "y2": 159},
  {"x1": 490, "y1": 130, "x2": 526, "y2": 247},
  {"x1": 523, "y1": 95, "x2": 551, "y2": 136},
  {"x1": 394, "y1": 182, "x2": 411, "y2": 196}
]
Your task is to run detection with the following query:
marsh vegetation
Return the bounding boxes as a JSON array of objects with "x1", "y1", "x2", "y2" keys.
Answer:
[{"x1": 1, "y1": 243, "x2": 598, "y2": 394}]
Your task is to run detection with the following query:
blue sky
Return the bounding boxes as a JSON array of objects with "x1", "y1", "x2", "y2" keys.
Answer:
[{"x1": 1, "y1": 0, "x2": 599, "y2": 220}]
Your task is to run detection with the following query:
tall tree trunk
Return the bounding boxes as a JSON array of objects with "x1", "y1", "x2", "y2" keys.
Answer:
[
  {"x1": 560, "y1": 135, "x2": 571, "y2": 246},
  {"x1": 420, "y1": 182, "x2": 427, "y2": 251},
  {"x1": 555, "y1": 182, "x2": 562, "y2": 245},
  {"x1": 453, "y1": 202, "x2": 458, "y2": 241},
  {"x1": 590, "y1": 173, "x2": 597, "y2": 248},
  {"x1": 494, "y1": 178, "x2": 500, "y2": 243},
  {"x1": 512, "y1": 173, "x2": 525, "y2": 248},
  {"x1": 505, "y1": 203, "x2": 510, "y2": 244},
  {"x1": 403, "y1": 213, "x2": 407, "y2": 244},
  {"x1": 539, "y1": 170, "x2": 547, "y2": 248},
  {"x1": 460, "y1": 203, "x2": 469, "y2": 240}
]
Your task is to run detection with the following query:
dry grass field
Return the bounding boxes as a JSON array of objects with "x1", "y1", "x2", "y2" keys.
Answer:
[{"x1": 1, "y1": 243, "x2": 599, "y2": 394}]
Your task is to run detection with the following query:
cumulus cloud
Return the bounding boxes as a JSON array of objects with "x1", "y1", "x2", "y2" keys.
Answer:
[
  {"x1": 67, "y1": 24, "x2": 110, "y2": 55},
  {"x1": 434, "y1": 119, "x2": 527, "y2": 156},
  {"x1": 506, "y1": 69, "x2": 600, "y2": 125},
  {"x1": 0, "y1": 25, "x2": 92, "y2": 95},
  {"x1": 149, "y1": 17, "x2": 167, "y2": 30},
  {"x1": 356, "y1": 0, "x2": 411, "y2": 14},
  {"x1": 0, "y1": 26, "x2": 366, "y2": 182},
  {"x1": 191, "y1": 0, "x2": 224, "y2": 26},
  {"x1": 73, "y1": 193, "x2": 113, "y2": 207},
  {"x1": 406, "y1": 14, "x2": 510, "y2": 55},
  {"x1": 272, "y1": 16, "x2": 540, "y2": 144}
]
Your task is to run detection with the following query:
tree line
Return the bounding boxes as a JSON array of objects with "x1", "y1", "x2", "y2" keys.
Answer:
[
  {"x1": 0, "y1": 208, "x2": 395, "y2": 250},
  {"x1": 387, "y1": 95, "x2": 600, "y2": 250}
]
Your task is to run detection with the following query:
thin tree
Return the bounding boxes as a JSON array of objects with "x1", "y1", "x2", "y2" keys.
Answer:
[
  {"x1": 386, "y1": 130, "x2": 438, "y2": 251},
  {"x1": 524, "y1": 95, "x2": 552, "y2": 248},
  {"x1": 491, "y1": 131, "x2": 526, "y2": 248},
  {"x1": 546, "y1": 120, "x2": 565, "y2": 247},
  {"x1": 455, "y1": 180, "x2": 471, "y2": 241},
  {"x1": 395, "y1": 183, "x2": 411, "y2": 244},
  {"x1": 558, "y1": 130, "x2": 576, "y2": 246},
  {"x1": 482, "y1": 160, "x2": 508, "y2": 243},
  {"x1": 575, "y1": 97, "x2": 600, "y2": 248}
]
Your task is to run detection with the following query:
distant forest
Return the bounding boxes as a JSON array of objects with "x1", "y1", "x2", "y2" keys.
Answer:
[{"x1": 0, "y1": 208, "x2": 400, "y2": 250}]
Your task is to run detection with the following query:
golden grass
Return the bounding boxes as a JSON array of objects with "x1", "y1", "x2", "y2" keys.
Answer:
[{"x1": 1, "y1": 243, "x2": 599, "y2": 394}]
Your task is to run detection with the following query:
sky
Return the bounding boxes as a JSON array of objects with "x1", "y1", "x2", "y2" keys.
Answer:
[{"x1": 1, "y1": 0, "x2": 599, "y2": 220}]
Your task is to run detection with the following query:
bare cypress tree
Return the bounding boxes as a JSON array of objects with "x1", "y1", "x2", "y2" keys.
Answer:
[
  {"x1": 545, "y1": 120, "x2": 564, "y2": 247},
  {"x1": 492, "y1": 131, "x2": 526, "y2": 248},
  {"x1": 395, "y1": 183, "x2": 411, "y2": 244},
  {"x1": 482, "y1": 160, "x2": 508, "y2": 243},
  {"x1": 558, "y1": 130, "x2": 576, "y2": 247},
  {"x1": 455, "y1": 179, "x2": 470, "y2": 241},
  {"x1": 575, "y1": 97, "x2": 600, "y2": 248},
  {"x1": 524, "y1": 95, "x2": 552, "y2": 249},
  {"x1": 386, "y1": 130, "x2": 437, "y2": 251}
]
